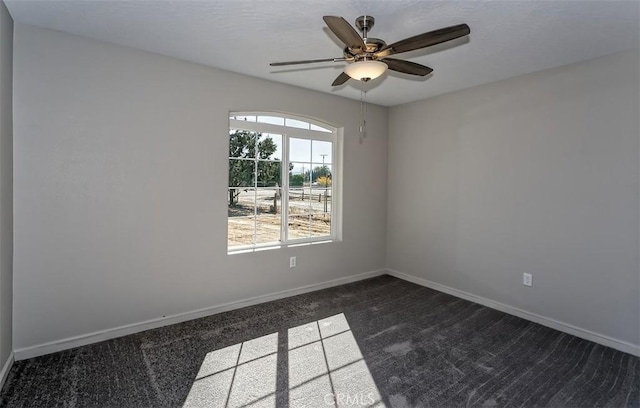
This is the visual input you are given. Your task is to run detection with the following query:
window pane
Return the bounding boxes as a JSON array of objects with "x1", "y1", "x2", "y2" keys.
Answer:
[
  {"x1": 311, "y1": 140, "x2": 332, "y2": 164},
  {"x1": 228, "y1": 188, "x2": 256, "y2": 247},
  {"x1": 310, "y1": 124, "x2": 332, "y2": 133},
  {"x1": 305, "y1": 185, "x2": 330, "y2": 214},
  {"x1": 257, "y1": 161, "x2": 281, "y2": 187},
  {"x1": 310, "y1": 185, "x2": 331, "y2": 215},
  {"x1": 258, "y1": 133, "x2": 282, "y2": 161},
  {"x1": 311, "y1": 164, "x2": 331, "y2": 186},
  {"x1": 256, "y1": 214, "x2": 281, "y2": 244},
  {"x1": 256, "y1": 188, "x2": 282, "y2": 244},
  {"x1": 289, "y1": 138, "x2": 311, "y2": 162},
  {"x1": 288, "y1": 174, "x2": 305, "y2": 188},
  {"x1": 229, "y1": 130, "x2": 258, "y2": 158},
  {"x1": 257, "y1": 116, "x2": 285, "y2": 126},
  {"x1": 229, "y1": 159, "x2": 255, "y2": 187},
  {"x1": 288, "y1": 161, "x2": 312, "y2": 214},
  {"x1": 229, "y1": 188, "x2": 255, "y2": 211},
  {"x1": 255, "y1": 189, "x2": 280, "y2": 215},
  {"x1": 289, "y1": 192, "x2": 311, "y2": 215},
  {"x1": 285, "y1": 118, "x2": 310, "y2": 130},
  {"x1": 288, "y1": 215, "x2": 311, "y2": 239},
  {"x1": 289, "y1": 162, "x2": 311, "y2": 186},
  {"x1": 228, "y1": 216, "x2": 255, "y2": 247},
  {"x1": 311, "y1": 213, "x2": 331, "y2": 237},
  {"x1": 234, "y1": 115, "x2": 256, "y2": 122}
]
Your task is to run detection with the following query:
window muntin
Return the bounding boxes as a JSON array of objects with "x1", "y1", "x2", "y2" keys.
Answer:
[{"x1": 228, "y1": 113, "x2": 338, "y2": 252}]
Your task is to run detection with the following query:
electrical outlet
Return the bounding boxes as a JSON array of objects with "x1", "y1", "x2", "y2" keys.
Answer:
[
  {"x1": 523, "y1": 273, "x2": 532, "y2": 287},
  {"x1": 290, "y1": 256, "x2": 296, "y2": 268}
]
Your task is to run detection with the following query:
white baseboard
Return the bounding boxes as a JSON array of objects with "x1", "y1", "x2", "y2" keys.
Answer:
[
  {"x1": 0, "y1": 351, "x2": 14, "y2": 390},
  {"x1": 14, "y1": 269, "x2": 386, "y2": 360},
  {"x1": 387, "y1": 269, "x2": 640, "y2": 357}
]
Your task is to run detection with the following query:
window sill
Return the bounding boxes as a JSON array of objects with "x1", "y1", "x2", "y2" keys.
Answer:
[{"x1": 227, "y1": 238, "x2": 337, "y2": 255}]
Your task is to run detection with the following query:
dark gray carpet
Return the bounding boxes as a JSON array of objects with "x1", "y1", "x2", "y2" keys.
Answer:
[{"x1": 1, "y1": 275, "x2": 638, "y2": 407}]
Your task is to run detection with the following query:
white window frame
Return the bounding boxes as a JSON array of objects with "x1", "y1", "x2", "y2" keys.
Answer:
[{"x1": 227, "y1": 112, "x2": 343, "y2": 253}]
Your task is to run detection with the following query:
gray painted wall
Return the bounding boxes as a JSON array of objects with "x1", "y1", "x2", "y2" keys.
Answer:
[
  {"x1": 12, "y1": 23, "x2": 388, "y2": 351},
  {"x1": 388, "y1": 51, "x2": 640, "y2": 347},
  {"x1": 0, "y1": 0, "x2": 13, "y2": 366}
]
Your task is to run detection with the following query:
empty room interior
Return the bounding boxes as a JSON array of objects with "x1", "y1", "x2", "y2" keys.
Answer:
[{"x1": 0, "y1": 0, "x2": 638, "y2": 407}]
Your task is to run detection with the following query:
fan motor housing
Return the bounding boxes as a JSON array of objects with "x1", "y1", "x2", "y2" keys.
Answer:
[{"x1": 344, "y1": 38, "x2": 387, "y2": 59}]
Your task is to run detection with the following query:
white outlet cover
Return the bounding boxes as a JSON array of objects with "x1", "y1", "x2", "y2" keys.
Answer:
[{"x1": 523, "y1": 273, "x2": 532, "y2": 287}]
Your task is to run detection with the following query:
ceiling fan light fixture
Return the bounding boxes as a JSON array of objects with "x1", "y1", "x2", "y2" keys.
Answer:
[
  {"x1": 271, "y1": 16, "x2": 470, "y2": 87},
  {"x1": 344, "y1": 60, "x2": 387, "y2": 82}
]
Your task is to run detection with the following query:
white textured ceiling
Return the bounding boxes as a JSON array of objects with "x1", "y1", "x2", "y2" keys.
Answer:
[{"x1": 5, "y1": 0, "x2": 640, "y2": 106}]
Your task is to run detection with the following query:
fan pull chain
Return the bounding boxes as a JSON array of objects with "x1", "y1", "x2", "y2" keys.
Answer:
[{"x1": 359, "y1": 90, "x2": 367, "y2": 144}]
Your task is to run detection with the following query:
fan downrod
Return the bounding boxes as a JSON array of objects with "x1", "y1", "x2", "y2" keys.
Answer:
[{"x1": 355, "y1": 15, "x2": 375, "y2": 37}]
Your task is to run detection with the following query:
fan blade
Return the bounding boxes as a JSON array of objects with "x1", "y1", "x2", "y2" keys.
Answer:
[
  {"x1": 323, "y1": 16, "x2": 366, "y2": 50},
  {"x1": 375, "y1": 23, "x2": 470, "y2": 58},
  {"x1": 382, "y1": 58, "x2": 433, "y2": 76},
  {"x1": 331, "y1": 72, "x2": 350, "y2": 86},
  {"x1": 270, "y1": 57, "x2": 348, "y2": 67}
]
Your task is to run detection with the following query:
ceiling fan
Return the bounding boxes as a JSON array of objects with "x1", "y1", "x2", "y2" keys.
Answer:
[{"x1": 270, "y1": 16, "x2": 470, "y2": 86}]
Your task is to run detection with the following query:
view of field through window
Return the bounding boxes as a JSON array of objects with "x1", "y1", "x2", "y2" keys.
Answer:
[{"x1": 228, "y1": 116, "x2": 334, "y2": 249}]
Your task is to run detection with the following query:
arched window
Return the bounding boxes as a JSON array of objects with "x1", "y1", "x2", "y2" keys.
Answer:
[{"x1": 228, "y1": 113, "x2": 341, "y2": 252}]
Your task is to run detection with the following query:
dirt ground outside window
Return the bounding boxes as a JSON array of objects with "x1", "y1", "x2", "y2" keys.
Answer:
[{"x1": 228, "y1": 189, "x2": 331, "y2": 247}]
